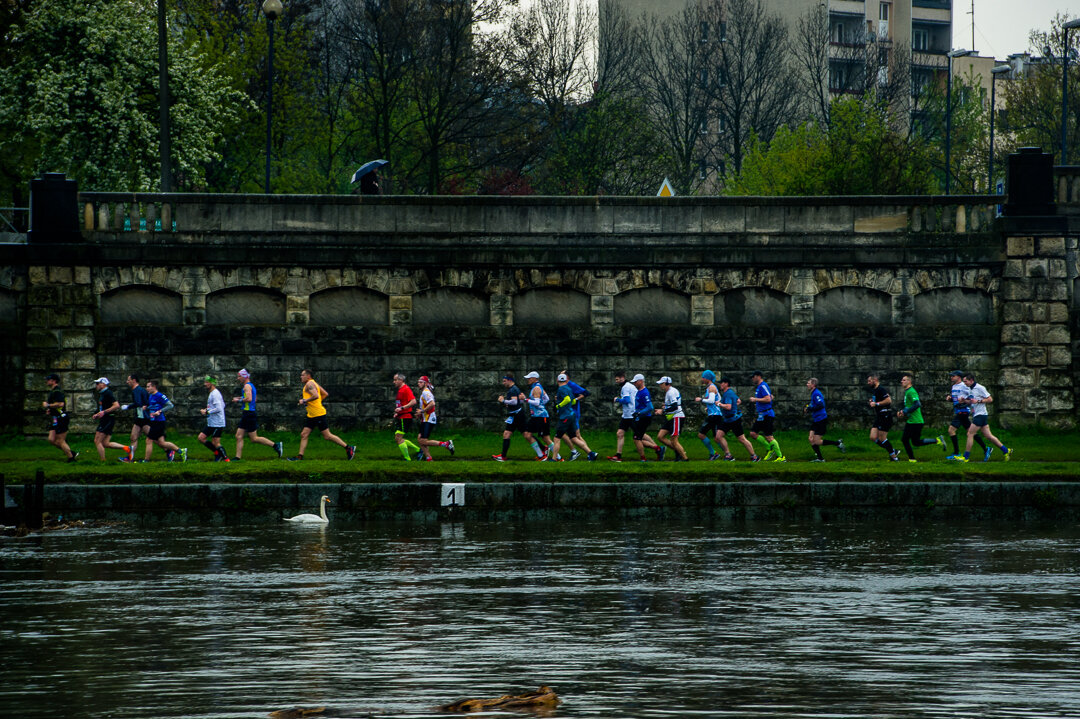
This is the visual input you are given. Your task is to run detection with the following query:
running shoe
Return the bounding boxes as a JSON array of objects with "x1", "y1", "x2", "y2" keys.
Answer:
[
  {"x1": 167, "y1": 449, "x2": 175, "y2": 462},
  {"x1": 773, "y1": 456, "x2": 787, "y2": 463},
  {"x1": 889, "y1": 452, "x2": 900, "y2": 462},
  {"x1": 837, "y1": 439, "x2": 847, "y2": 454},
  {"x1": 810, "y1": 458, "x2": 825, "y2": 463},
  {"x1": 607, "y1": 456, "x2": 622, "y2": 463},
  {"x1": 415, "y1": 451, "x2": 424, "y2": 461},
  {"x1": 492, "y1": 454, "x2": 506, "y2": 462},
  {"x1": 983, "y1": 446, "x2": 993, "y2": 462},
  {"x1": 762, "y1": 451, "x2": 776, "y2": 462},
  {"x1": 447, "y1": 440, "x2": 455, "y2": 456},
  {"x1": 750, "y1": 455, "x2": 761, "y2": 462},
  {"x1": 535, "y1": 455, "x2": 547, "y2": 462},
  {"x1": 424, "y1": 456, "x2": 433, "y2": 462},
  {"x1": 657, "y1": 446, "x2": 667, "y2": 462},
  {"x1": 545, "y1": 457, "x2": 565, "y2": 462},
  {"x1": 707, "y1": 453, "x2": 720, "y2": 461},
  {"x1": 67, "y1": 452, "x2": 79, "y2": 463},
  {"x1": 723, "y1": 455, "x2": 736, "y2": 461},
  {"x1": 1003, "y1": 447, "x2": 1013, "y2": 462},
  {"x1": 346, "y1": 445, "x2": 356, "y2": 460},
  {"x1": 959, "y1": 456, "x2": 970, "y2": 463},
  {"x1": 570, "y1": 450, "x2": 580, "y2": 461},
  {"x1": 126, "y1": 445, "x2": 134, "y2": 462},
  {"x1": 179, "y1": 448, "x2": 188, "y2": 463},
  {"x1": 287, "y1": 456, "x2": 303, "y2": 461},
  {"x1": 587, "y1": 451, "x2": 598, "y2": 461},
  {"x1": 945, "y1": 454, "x2": 958, "y2": 461},
  {"x1": 118, "y1": 456, "x2": 132, "y2": 463},
  {"x1": 274, "y1": 441, "x2": 284, "y2": 458},
  {"x1": 231, "y1": 457, "x2": 242, "y2": 462},
  {"x1": 214, "y1": 454, "x2": 226, "y2": 462},
  {"x1": 908, "y1": 459, "x2": 917, "y2": 463},
  {"x1": 937, "y1": 435, "x2": 946, "y2": 451}
]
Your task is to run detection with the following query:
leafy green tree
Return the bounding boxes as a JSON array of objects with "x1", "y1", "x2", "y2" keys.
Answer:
[{"x1": 0, "y1": 0, "x2": 243, "y2": 195}]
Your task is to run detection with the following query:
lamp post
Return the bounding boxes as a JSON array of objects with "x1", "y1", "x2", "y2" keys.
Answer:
[
  {"x1": 988, "y1": 64, "x2": 1011, "y2": 193},
  {"x1": 262, "y1": 0, "x2": 283, "y2": 194},
  {"x1": 1061, "y1": 18, "x2": 1080, "y2": 164},
  {"x1": 945, "y1": 48, "x2": 973, "y2": 195},
  {"x1": 158, "y1": 0, "x2": 171, "y2": 192}
]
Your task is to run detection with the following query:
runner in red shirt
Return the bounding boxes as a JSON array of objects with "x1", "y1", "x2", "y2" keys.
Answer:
[{"x1": 392, "y1": 373, "x2": 421, "y2": 461}]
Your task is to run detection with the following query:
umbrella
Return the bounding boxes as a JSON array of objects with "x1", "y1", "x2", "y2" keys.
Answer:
[{"x1": 350, "y1": 159, "x2": 389, "y2": 184}]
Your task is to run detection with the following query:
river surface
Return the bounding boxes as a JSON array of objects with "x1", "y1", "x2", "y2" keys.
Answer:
[{"x1": 2, "y1": 517, "x2": 1080, "y2": 719}]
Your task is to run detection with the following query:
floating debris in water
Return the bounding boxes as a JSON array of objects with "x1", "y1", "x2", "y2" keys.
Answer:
[{"x1": 436, "y1": 686, "x2": 560, "y2": 713}]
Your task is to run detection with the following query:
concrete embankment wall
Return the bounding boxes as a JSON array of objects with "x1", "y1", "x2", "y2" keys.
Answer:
[{"x1": 15, "y1": 482, "x2": 1080, "y2": 523}]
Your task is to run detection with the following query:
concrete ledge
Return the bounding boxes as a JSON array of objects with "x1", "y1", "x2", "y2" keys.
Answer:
[{"x1": 12, "y1": 482, "x2": 1080, "y2": 524}]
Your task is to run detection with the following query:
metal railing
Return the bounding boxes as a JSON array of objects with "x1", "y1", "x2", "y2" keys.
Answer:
[{"x1": 0, "y1": 207, "x2": 28, "y2": 233}]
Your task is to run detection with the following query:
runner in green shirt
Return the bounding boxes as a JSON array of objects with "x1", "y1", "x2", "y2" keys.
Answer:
[{"x1": 897, "y1": 374, "x2": 944, "y2": 462}]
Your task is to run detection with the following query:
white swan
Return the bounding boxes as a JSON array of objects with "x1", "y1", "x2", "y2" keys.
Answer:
[{"x1": 285, "y1": 495, "x2": 331, "y2": 523}]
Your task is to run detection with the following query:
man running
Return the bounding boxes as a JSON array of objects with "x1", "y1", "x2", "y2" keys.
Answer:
[
  {"x1": 122, "y1": 374, "x2": 150, "y2": 462},
  {"x1": 492, "y1": 374, "x2": 527, "y2": 461},
  {"x1": 805, "y1": 378, "x2": 845, "y2": 462},
  {"x1": 561, "y1": 369, "x2": 591, "y2": 460},
  {"x1": 145, "y1": 380, "x2": 185, "y2": 462},
  {"x1": 91, "y1": 377, "x2": 132, "y2": 462},
  {"x1": 290, "y1": 369, "x2": 354, "y2": 461},
  {"x1": 197, "y1": 376, "x2": 230, "y2": 462},
  {"x1": 43, "y1": 374, "x2": 76, "y2": 462},
  {"x1": 231, "y1": 369, "x2": 283, "y2": 460},
  {"x1": 897, "y1": 374, "x2": 943, "y2": 462},
  {"x1": 415, "y1": 375, "x2": 454, "y2": 461},
  {"x1": 960, "y1": 373, "x2": 1012, "y2": 462},
  {"x1": 694, "y1": 370, "x2": 725, "y2": 460},
  {"x1": 945, "y1": 369, "x2": 987, "y2": 461},
  {"x1": 522, "y1": 371, "x2": 555, "y2": 460},
  {"x1": 392, "y1": 373, "x2": 422, "y2": 461},
  {"x1": 654, "y1": 376, "x2": 688, "y2": 461},
  {"x1": 630, "y1": 374, "x2": 659, "y2": 463},
  {"x1": 548, "y1": 373, "x2": 598, "y2": 462},
  {"x1": 867, "y1": 373, "x2": 900, "y2": 461},
  {"x1": 609, "y1": 370, "x2": 660, "y2": 462},
  {"x1": 748, "y1": 371, "x2": 784, "y2": 462},
  {"x1": 717, "y1": 377, "x2": 758, "y2": 461}
]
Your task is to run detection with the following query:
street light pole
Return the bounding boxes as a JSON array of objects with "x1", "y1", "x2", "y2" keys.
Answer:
[
  {"x1": 989, "y1": 64, "x2": 1011, "y2": 193},
  {"x1": 944, "y1": 49, "x2": 972, "y2": 194},
  {"x1": 262, "y1": 0, "x2": 283, "y2": 194},
  {"x1": 1061, "y1": 19, "x2": 1080, "y2": 165},
  {"x1": 158, "y1": 0, "x2": 172, "y2": 192}
]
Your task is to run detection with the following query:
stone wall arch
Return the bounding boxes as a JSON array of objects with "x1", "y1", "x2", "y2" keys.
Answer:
[
  {"x1": 814, "y1": 286, "x2": 892, "y2": 325},
  {"x1": 101, "y1": 285, "x2": 183, "y2": 325},
  {"x1": 614, "y1": 287, "x2": 691, "y2": 326},
  {"x1": 309, "y1": 287, "x2": 388, "y2": 326},
  {"x1": 913, "y1": 287, "x2": 994, "y2": 325},
  {"x1": 717, "y1": 287, "x2": 791, "y2": 326},
  {"x1": 94, "y1": 266, "x2": 186, "y2": 296},
  {"x1": 412, "y1": 287, "x2": 488, "y2": 326},
  {"x1": 513, "y1": 288, "x2": 590, "y2": 326},
  {"x1": 206, "y1": 287, "x2": 286, "y2": 325}
]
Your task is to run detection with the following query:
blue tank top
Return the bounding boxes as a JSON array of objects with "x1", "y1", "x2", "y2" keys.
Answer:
[
  {"x1": 528, "y1": 382, "x2": 549, "y2": 418},
  {"x1": 244, "y1": 382, "x2": 257, "y2": 412}
]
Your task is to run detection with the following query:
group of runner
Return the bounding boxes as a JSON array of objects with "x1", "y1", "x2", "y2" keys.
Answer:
[{"x1": 40, "y1": 367, "x2": 1011, "y2": 464}]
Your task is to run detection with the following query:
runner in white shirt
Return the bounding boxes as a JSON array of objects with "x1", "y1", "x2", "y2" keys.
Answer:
[
  {"x1": 608, "y1": 370, "x2": 660, "y2": 462},
  {"x1": 415, "y1": 375, "x2": 454, "y2": 461},
  {"x1": 198, "y1": 376, "x2": 229, "y2": 462},
  {"x1": 961, "y1": 373, "x2": 1012, "y2": 462},
  {"x1": 654, "y1": 377, "x2": 689, "y2": 461}
]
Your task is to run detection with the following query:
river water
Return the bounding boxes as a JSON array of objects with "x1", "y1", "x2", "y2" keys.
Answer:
[{"x1": 2, "y1": 517, "x2": 1079, "y2": 719}]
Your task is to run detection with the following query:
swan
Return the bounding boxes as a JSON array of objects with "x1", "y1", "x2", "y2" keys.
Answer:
[{"x1": 285, "y1": 495, "x2": 331, "y2": 523}]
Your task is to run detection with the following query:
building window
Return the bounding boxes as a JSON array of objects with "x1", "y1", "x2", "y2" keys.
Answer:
[
  {"x1": 912, "y1": 28, "x2": 928, "y2": 51},
  {"x1": 879, "y1": 3, "x2": 889, "y2": 21}
]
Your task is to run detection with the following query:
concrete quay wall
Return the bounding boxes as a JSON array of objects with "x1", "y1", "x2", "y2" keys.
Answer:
[{"x1": 16, "y1": 481, "x2": 1080, "y2": 524}]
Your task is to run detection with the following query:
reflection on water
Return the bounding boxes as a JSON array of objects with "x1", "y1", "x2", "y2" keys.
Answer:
[{"x1": 2, "y1": 518, "x2": 1080, "y2": 719}]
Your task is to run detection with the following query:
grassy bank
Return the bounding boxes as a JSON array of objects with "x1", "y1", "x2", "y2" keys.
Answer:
[{"x1": 0, "y1": 426, "x2": 1075, "y2": 484}]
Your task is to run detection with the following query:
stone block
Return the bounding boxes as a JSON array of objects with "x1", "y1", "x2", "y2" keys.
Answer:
[
  {"x1": 1037, "y1": 369, "x2": 1072, "y2": 388},
  {"x1": 1048, "y1": 303, "x2": 1069, "y2": 323},
  {"x1": 701, "y1": 205, "x2": 745, "y2": 232},
  {"x1": 590, "y1": 294, "x2": 613, "y2": 310},
  {"x1": 183, "y1": 308, "x2": 206, "y2": 325},
  {"x1": 1026, "y1": 347, "x2": 1047, "y2": 366},
  {"x1": 26, "y1": 329, "x2": 60, "y2": 349},
  {"x1": 1002, "y1": 303, "x2": 1025, "y2": 323},
  {"x1": 61, "y1": 285, "x2": 94, "y2": 305},
  {"x1": 745, "y1": 205, "x2": 785, "y2": 233},
  {"x1": 28, "y1": 266, "x2": 47, "y2": 285},
  {"x1": 1006, "y1": 236, "x2": 1034, "y2": 257},
  {"x1": 1048, "y1": 345, "x2": 1072, "y2": 367},
  {"x1": 1029, "y1": 303, "x2": 1047, "y2": 322},
  {"x1": 1025, "y1": 258, "x2": 1048, "y2": 278},
  {"x1": 288, "y1": 311, "x2": 309, "y2": 324},
  {"x1": 28, "y1": 286, "x2": 61, "y2": 306},
  {"x1": 1000, "y1": 279, "x2": 1031, "y2": 301},
  {"x1": 1034, "y1": 283, "x2": 1069, "y2": 301},
  {"x1": 1024, "y1": 388, "x2": 1047, "y2": 411},
  {"x1": 592, "y1": 310, "x2": 614, "y2": 325},
  {"x1": 1036, "y1": 325, "x2": 1070, "y2": 345},
  {"x1": 48, "y1": 266, "x2": 73, "y2": 284},
  {"x1": 997, "y1": 389, "x2": 1025, "y2": 410},
  {"x1": 73, "y1": 309, "x2": 94, "y2": 327},
  {"x1": 490, "y1": 310, "x2": 511, "y2": 326},
  {"x1": 1049, "y1": 259, "x2": 1067, "y2": 278},
  {"x1": 1000, "y1": 324, "x2": 1031, "y2": 343},
  {"x1": 691, "y1": 309, "x2": 713, "y2": 325},
  {"x1": 1048, "y1": 390, "x2": 1074, "y2": 411},
  {"x1": 1037, "y1": 237, "x2": 1066, "y2": 256},
  {"x1": 74, "y1": 266, "x2": 90, "y2": 285},
  {"x1": 1003, "y1": 259, "x2": 1024, "y2": 278},
  {"x1": 1001, "y1": 367, "x2": 1034, "y2": 387}
]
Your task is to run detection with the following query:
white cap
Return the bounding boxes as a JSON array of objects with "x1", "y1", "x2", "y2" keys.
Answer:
[
  {"x1": 524, "y1": 371, "x2": 540, "y2": 379},
  {"x1": 557, "y1": 373, "x2": 568, "y2": 382},
  {"x1": 93, "y1": 377, "x2": 109, "y2": 386},
  {"x1": 657, "y1": 376, "x2": 672, "y2": 385},
  {"x1": 631, "y1": 374, "x2": 645, "y2": 383}
]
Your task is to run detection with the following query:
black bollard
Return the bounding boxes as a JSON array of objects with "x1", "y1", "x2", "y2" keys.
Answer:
[
  {"x1": 0, "y1": 474, "x2": 6, "y2": 526},
  {"x1": 30, "y1": 470, "x2": 45, "y2": 530}
]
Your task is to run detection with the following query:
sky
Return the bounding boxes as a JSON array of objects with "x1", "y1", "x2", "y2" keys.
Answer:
[{"x1": 954, "y1": 0, "x2": 1073, "y2": 59}]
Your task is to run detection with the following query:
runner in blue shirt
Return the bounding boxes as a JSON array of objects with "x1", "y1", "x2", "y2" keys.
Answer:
[
  {"x1": 547, "y1": 374, "x2": 598, "y2": 462},
  {"x1": 629, "y1": 374, "x2": 661, "y2": 463},
  {"x1": 805, "y1": 378, "x2": 845, "y2": 462},
  {"x1": 748, "y1": 371, "x2": 784, "y2": 462},
  {"x1": 694, "y1": 370, "x2": 725, "y2": 459},
  {"x1": 561, "y1": 370, "x2": 591, "y2": 461},
  {"x1": 716, "y1": 377, "x2": 758, "y2": 461},
  {"x1": 144, "y1": 380, "x2": 184, "y2": 462}
]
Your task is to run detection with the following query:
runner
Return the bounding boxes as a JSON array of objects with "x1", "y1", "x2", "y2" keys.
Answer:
[
  {"x1": 805, "y1": 378, "x2": 845, "y2": 462},
  {"x1": 748, "y1": 371, "x2": 784, "y2": 462},
  {"x1": 197, "y1": 376, "x2": 230, "y2": 462},
  {"x1": 144, "y1": 380, "x2": 185, "y2": 462},
  {"x1": 960, "y1": 373, "x2": 1013, "y2": 462},
  {"x1": 122, "y1": 374, "x2": 150, "y2": 462},
  {"x1": 522, "y1": 371, "x2": 555, "y2": 460},
  {"x1": 415, "y1": 375, "x2": 454, "y2": 461},
  {"x1": 654, "y1": 376, "x2": 688, "y2": 461},
  {"x1": 547, "y1": 373, "x2": 598, "y2": 462},
  {"x1": 897, "y1": 373, "x2": 942, "y2": 462},
  {"x1": 42, "y1": 374, "x2": 76, "y2": 462},
  {"x1": 694, "y1": 370, "x2": 725, "y2": 460},
  {"x1": 609, "y1": 370, "x2": 660, "y2": 462},
  {"x1": 867, "y1": 373, "x2": 900, "y2": 462},
  {"x1": 91, "y1": 377, "x2": 132, "y2": 462},
  {"x1": 231, "y1": 369, "x2": 283, "y2": 460},
  {"x1": 561, "y1": 369, "x2": 591, "y2": 461},
  {"x1": 289, "y1": 369, "x2": 354, "y2": 461},
  {"x1": 717, "y1": 377, "x2": 758, "y2": 461},
  {"x1": 392, "y1": 373, "x2": 422, "y2": 461},
  {"x1": 492, "y1": 374, "x2": 527, "y2": 461},
  {"x1": 630, "y1": 374, "x2": 659, "y2": 463},
  {"x1": 945, "y1": 369, "x2": 987, "y2": 460}
]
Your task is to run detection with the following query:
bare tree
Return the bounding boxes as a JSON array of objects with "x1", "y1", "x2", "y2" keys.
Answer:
[
  {"x1": 792, "y1": 3, "x2": 831, "y2": 125},
  {"x1": 707, "y1": 0, "x2": 799, "y2": 174},
  {"x1": 596, "y1": 0, "x2": 642, "y2": 97}
]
